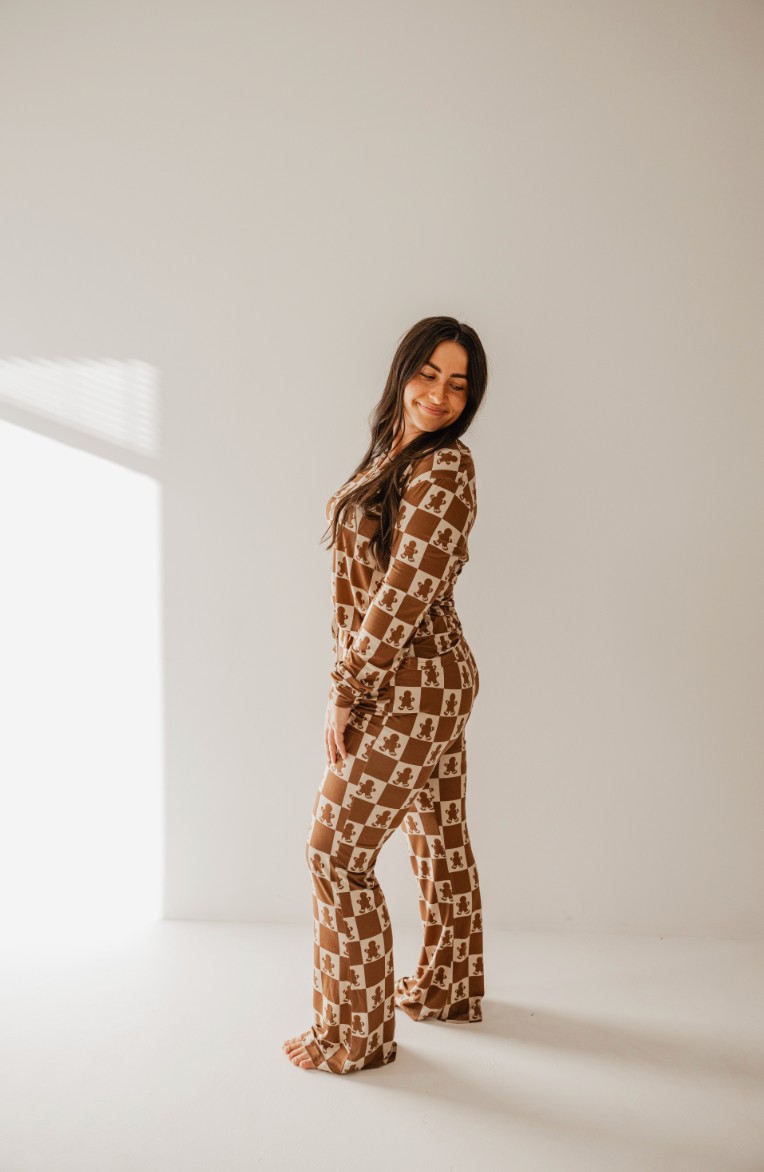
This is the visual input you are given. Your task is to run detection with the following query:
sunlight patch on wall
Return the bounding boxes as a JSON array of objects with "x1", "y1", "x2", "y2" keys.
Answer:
[
  {"x1": 0, "y1": 418, "x2": 163, "y2": 937},
  {"x1": 0, "y1": 358, "x2": 159, "y2": 456}
]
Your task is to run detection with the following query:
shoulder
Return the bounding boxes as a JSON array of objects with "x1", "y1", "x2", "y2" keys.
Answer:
[
  {"x1": 407, "y1": 438, "x2": 474, "y2": 487},
  {"x1": 400, "y1": 439, "x2": 477, "y2": 533}
]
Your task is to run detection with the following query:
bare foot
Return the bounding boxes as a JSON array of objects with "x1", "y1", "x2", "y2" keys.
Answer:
[{"x1": 282, "y1": 1033, "x2": 317, "y2": 1069}]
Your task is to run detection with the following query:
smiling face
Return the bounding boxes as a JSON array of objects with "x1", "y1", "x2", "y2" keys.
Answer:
[{"x1": 396, "y1": 340, "x2": 469, "y2": 449}]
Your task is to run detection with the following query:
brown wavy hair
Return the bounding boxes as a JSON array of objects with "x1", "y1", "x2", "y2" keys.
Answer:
[{"x1": 321, "y1": 315, "x2": 489, "y2": 571}]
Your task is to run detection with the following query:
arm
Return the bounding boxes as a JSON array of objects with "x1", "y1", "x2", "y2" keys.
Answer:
[{"x1": 328, "y1": 453, "x2": 474, "y2": 708}]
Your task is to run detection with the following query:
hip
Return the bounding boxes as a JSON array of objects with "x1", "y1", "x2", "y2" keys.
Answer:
[
  {"x1": 345, "y1": 634, "x2": 479, "y2": 756},
  {"x1": 384, "y1": 632, "x2": 479, "y2": 719}
]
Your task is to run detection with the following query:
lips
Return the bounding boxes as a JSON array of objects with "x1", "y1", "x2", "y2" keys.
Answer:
[{"x1": 417, "y1": 403, "x2": 446, "y2": 416}]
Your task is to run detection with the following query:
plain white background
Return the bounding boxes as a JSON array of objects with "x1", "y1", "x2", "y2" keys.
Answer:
[{"x1": 0, "y1": 0, "x2": 762, "y2": 938}]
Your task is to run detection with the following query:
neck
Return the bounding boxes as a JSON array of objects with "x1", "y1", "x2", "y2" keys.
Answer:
[{"x1": 388, "y1": 422, "x2": 415, "y2": 460}]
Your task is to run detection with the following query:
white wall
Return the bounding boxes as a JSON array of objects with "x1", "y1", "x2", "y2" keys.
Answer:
[{"x1": 0, "y1": 0, "x2": 762, "y2": 936}]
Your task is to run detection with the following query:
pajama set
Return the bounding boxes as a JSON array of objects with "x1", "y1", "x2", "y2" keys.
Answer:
[{"x1": 302, "y1": 437, "x2": 485, "y2": 1075}]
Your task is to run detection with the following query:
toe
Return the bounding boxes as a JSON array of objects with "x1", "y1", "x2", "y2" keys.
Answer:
[
  {"x1": 282, "y1": 1033, "x2": 317, "y2": 1069},
  {"x1": 280, "y1": 1026, "x2": 316, "y2": 1073},
  {"x1": 290, "y1": 1046, "x2": 313, "y2": 1068}
]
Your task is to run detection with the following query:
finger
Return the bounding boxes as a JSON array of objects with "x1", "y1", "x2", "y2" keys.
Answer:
[
  {"x1": 328, "y1": 727, "x2": 337, "y2": 766},
  {"x1": 335, "y1": 726, "x2": 347, "y2": 761}
]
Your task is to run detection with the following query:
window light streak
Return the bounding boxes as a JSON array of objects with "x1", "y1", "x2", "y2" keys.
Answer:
[{"x1": 0, "y1": 358, "x2": 160, "y2": 456}]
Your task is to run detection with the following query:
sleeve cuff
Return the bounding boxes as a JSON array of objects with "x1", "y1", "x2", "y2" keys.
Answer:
[{"x1": 328, "y1": 682, "x2": 356, "y2": 709}]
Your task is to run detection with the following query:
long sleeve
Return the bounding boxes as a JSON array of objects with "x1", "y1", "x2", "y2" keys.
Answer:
[{"x1": 329, "y1": 450, "x2": 475, "y2": 709}]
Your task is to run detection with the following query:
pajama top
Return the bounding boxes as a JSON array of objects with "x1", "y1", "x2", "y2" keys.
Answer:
[{"x1": 326, "y1": 438, "x2": 477, "y2": 710}]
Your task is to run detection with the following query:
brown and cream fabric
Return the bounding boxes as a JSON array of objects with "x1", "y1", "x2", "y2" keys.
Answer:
[
  {"x1": 327, "y1": 438, "x2": 477, "y2": 708},
  {"x1": 301, "y1": 439, "x2": 485, "y2": 1075}
]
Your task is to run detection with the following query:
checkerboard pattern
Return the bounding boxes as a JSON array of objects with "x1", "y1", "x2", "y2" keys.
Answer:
[
  {"x1": 327, "y1": 439, "x2": 478, "y2": 708},
  {"x1": 394, "y1": 725, "x2": 484, "y2": 1022},
  {"x1": 300, "y1": 439, "x2": 484, "y2": 1075},
  {"x1": 303, "y1": 638, "x2": 484, "y2": 1074}
]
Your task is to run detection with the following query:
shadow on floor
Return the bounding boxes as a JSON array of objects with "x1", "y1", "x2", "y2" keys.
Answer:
[
  {"x1": 472, "y1": 999, "x2": 764, "y2": 1082},
  {"x1": 342, "y1": 1007, "x2": 758, "y2": 1172}
]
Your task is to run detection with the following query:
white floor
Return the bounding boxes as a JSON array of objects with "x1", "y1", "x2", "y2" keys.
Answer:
[{"x1": 0, "y1": 922, "x2": 762, "y2": 1172}]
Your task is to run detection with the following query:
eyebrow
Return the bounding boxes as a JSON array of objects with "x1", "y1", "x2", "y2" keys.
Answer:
[{"x1": 424, "y1": 361, "x2": 468, "y2": 380}]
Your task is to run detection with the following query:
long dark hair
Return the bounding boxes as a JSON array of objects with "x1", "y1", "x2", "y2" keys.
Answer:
[{"x1": 321, "y1": 316, "x2": 488, "y2": 571}]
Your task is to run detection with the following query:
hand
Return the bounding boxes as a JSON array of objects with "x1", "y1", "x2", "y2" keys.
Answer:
[{"x1": 325, "y1": 699, "x2": 351, "y2": 766}]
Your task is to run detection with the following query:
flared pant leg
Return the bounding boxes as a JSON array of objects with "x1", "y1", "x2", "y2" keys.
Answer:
[
  {"x1": 302, "y1": 639, "x2": 479, "y2": 1074},
  {"x1": 394, "y1": 730, "x2": 485, "y2": 1022}
]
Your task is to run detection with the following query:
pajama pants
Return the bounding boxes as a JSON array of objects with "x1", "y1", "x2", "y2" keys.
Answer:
[{"x1": 302, "y1": 635, "x2": 485, "y2": 1075}]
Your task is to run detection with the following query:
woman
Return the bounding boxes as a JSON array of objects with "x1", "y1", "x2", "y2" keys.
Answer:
[{"x1": 283, "y1": 316, "x2": 488, "y2": 1074}]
